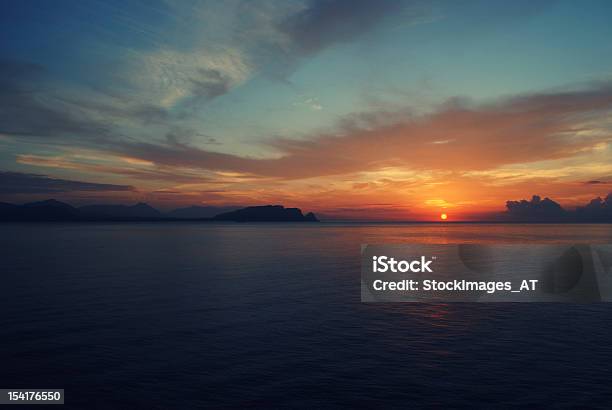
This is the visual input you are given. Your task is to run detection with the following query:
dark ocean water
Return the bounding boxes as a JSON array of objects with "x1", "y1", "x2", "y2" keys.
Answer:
[{"x1": 1, "y1": 223, "x2": 612, "y2": 409}]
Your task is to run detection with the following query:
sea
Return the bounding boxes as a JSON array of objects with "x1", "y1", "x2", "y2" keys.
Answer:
[{"x1": 1, "y1": 222, "x2": 612, "y2": 408}]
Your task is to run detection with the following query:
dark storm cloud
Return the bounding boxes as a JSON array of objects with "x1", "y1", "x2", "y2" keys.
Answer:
[
  {"x1": 279, "y1": 0, "x2": 405, "y2": 54},
  {"x1": 0, "y1": 171, "x2": 134, "y2": 194}
]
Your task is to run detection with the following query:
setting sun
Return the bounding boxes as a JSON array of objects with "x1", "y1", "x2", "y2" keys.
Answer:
[{"x1": 440, "y1": 213, "x2": 448, "y2": 221}]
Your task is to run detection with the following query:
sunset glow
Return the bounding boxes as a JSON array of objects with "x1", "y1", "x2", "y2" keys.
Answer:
[
  {"x1": 440, "y1": 213, "x2": 448, "y2": 221},
  {"x1": 0, "y1": 1, "x2": 611, "y2": 220}
]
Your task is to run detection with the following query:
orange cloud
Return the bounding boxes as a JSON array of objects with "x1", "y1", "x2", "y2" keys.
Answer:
[
  {"x1": 116, "y1": 86, "x2": 612, "y2": 180},
  {"x1": 11, "y1": 86, "x2": 612, "y2": 218}
]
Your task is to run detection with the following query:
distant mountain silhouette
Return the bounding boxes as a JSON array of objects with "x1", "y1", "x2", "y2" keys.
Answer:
[
  {"x1": 167, "y1": 205, "x2": 240, "y2": 219},
  {"x1": 1, "y1": 199, "x2": 80, "y2": 221},
  {"x1": 0, "y1": 200, "x2": 319, "y2": 222},
  {"x1": 79, "y1": 203, "x2": 162, "y2": 219},
  {"x1": 213, "y1": 205, "x2": 319, "y2": 222},
  {"x1": 3, "y1": 194, "x2": 609, "y2": 223}
]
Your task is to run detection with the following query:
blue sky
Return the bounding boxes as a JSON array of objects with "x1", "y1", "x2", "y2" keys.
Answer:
[{"x1": 1, "y1": 0, "x2": 612, "y2": 218}]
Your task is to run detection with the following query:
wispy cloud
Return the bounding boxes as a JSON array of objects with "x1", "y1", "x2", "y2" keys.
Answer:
[
  {"x1": 1, "y1": 0, "x2": 428, "y2": 137},
  {"x1": 0, "y1": 60, "x2": 111, "y2": 139},
  {"x1": 1, "y1": 0, "x2": 611, "y2": 216},
  {"x1": 105, "y1": 85, "x2": 612, "y2": 179},
  {"x1": 124, "y1": 47, "x2": 253, "y2": 108},
  {"x1": 16, "y1": 153, "x2": 213, "y2": 184},
  {"x1": 0, "y1": 171, "x2": 134, "y2": 194}
]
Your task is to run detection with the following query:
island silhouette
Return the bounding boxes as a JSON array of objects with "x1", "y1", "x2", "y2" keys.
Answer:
[
  {"x1": 214, "y1": 205, "x2": 318, "y2": 222},
  {"x1": 0, "y1": 200, "x2": 319, "y2": 222},
  {"x1": 0, "y1": 193, "x2": 611, "y2": 222}
]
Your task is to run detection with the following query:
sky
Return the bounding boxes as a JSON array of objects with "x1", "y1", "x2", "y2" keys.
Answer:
[{"x1": 1, "y1": 0, "x2": 612, "y2": 220}]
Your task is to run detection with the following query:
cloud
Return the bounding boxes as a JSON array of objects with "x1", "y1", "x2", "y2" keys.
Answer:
[
  {"x1": 190, "y1": 68, "x2": 233, "y2": 100},
  {"x1": 0, "y1": 171, "x2": 134, "y2": 194},
  {"x1": 293, "y1": 96, "x2": 323, "y2": 111},
  {"x1": 125, "y1": 47, "x2": 253, "y2": 108},
  {"x1": 15, "y1": 153, "x2": 212, "y2": 184},
  {"x1": 0, "y1": 1, "x2": 423, "y2": 143},
  {"x1": 505, "y1": 195, "x2": 566, "y2": 220},
  {"x1": 278, "y1": 0, "x2": 405, "y2": 55},
  {"x1": 13, "y1": 80, "x2": 605, "y2": 187},
  {"x1": 112, "y1": 85, "x2": 612, "y2": 179},
  {"x1": 0, "y1": 59, "x2": 174, "y2": 140},
  {"x1": 122, "y1": 0, "x2": 413, "y2": 106},
  {"x1": 503, "y1": 192, "x2": 612, "y2": 222},
  {"x1": 0, "y1": 60, "x2": 110, "y2": 139},
  {"x1": 574, "y1": 193, "x2": 612, "y2": 221}
]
